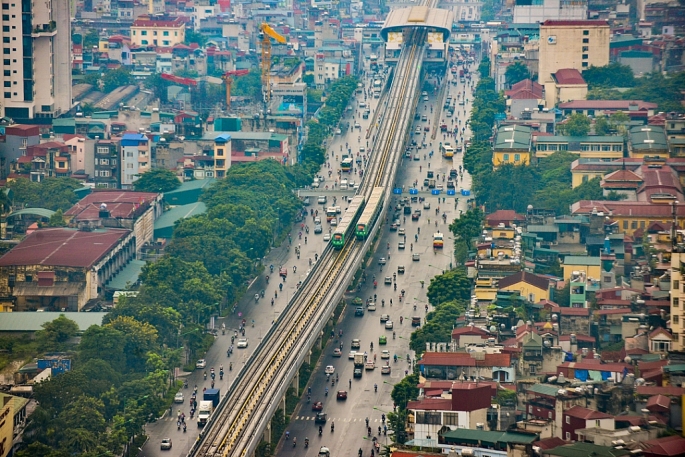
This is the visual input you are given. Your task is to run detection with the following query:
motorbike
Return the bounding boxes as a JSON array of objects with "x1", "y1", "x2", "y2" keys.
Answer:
[{"x1": 305, "y1": 439, "x2": 309, "y2": 448}]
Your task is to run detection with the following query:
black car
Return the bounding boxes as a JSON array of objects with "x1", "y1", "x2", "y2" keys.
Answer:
[{"x1": 353, "y1": 368, "x2": 363, "y2": 378}]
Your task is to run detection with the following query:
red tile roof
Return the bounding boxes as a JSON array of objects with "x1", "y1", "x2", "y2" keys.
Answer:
[
  {"x1": 505, "y1": 79, "x2": 544, "y2": 100},
  {"x1": 132, "y1": 15, "x2": 186, "y2": 28},
  {"x1": 559, "y1": 100, "x2": 658, "y2": 110},
  {"x1": 559, "y1": 334, "x2": 595, "y2": 343},
  {"x1": 485, "y1": 209, "x2": 526, "y2": 224},
  {"x1": 642, "y1": 435, "x2": 685, "y2": 457},
  {"x1": 646, "y1": 394, "x2": 671, "y2": 412},
  {"x1": 636, "y1": 386, "x2": 685, "y2": 397},
  {"x1": 551, "y1": 306, "x2": 590, "y2": 316},
  {"x1": 65, "y1": 191, "x2": 159, "y2": 221},
  {"x1": 572, "y1": 200, "x2": 685, "y2": 218},
  {"x1": 0, "y1": 228, "x2": 131, "y2": 268},
  {"x1": 419, "y1": 352, "x2": 511, "y2": 367},
  {"x1": 564, "y1": 405, "x2": 613, "y2": 420},
  {"x1": 451, "y1": 325, "x2": 490, "y2": 339},
  {"x1": 553, "y1": 68, "x2": 586, "y2": 85},
  {"x1": 406, "y1": 398, "x2": 453, "y2": 411},
  {"x1": 558, "y1": 361, "x2": 632, "y2": 373},
  {"x1": 534, "y1": 437, "x2": 568, "y2": 450},
  {"x1": 498, "y1": 271, "x2": 550, "y2": 292}
]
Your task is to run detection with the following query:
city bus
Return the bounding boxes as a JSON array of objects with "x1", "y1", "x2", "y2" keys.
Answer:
[
  {"x1": 326, "y1": 207, "x2": 337, "y2": 222},
  {"x1": 341, "y1": 157, "x2": 353, "y2": 173},
  {"x1": 433, "y1": 232, "x2": 444, "y2": 248},
  {"x1": 440, "y1": 143, "x2": 454, "y2": 158}
]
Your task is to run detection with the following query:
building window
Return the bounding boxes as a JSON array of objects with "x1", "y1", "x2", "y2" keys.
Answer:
[
  {"x1": 3, "y1": 81, "x2": 8, "y2": 87},
  {"x1": 217, "y1": 148, "x2": 224, "y2": 156},
  {"x1": 2, "y1": 14, "x2": 8, "y2": 20},
  {"x1": 163, "y1": 31, "x2": 169, "y2": 36},
  {"x1": 582, "y1": 54, "x2": 588, "y2": 59},
  {"x1": 582, "y1": 46, "x2": 589, "y2": 52},
  {"x1": 548, "y1": 412, "x2": 552, "y2": 419},
  {"x1": 141, "y1": 40, "x2": 148, "y2": 45},
  {"x1": 515, "y1": 154, "x2": 520, "y2": 162},
  {"x1": 141, "y1": 30, "x2": 147, "y2": 35},
  {"x1": 582, "y1": 175, "x2": 589, "y2": 183},
  {"x1": 3, "y1": 91, "x2": 9, "y2": 98},
  {"x1": 582, "y1": 62, "x2": 588, "y2": 68},
  {"x1": 566, "y1": 432, "x2": 571, "y2": 440},
  {"x1": 443, "y1": 412, "x2": 459, "y2": 426},
  {"x1": 503, "y1": 153, "x2": 509, "y2": 162},
  {"x1": 566, "y1": 416, "x2": 570, "y2": 424},
  {"x1": 674, "y1": 296, "x2": 679, "y2": 307},
  {"x1": 583, "y1": 30, "x2": 589, "y2": 35},
  {"x1": 162, "y1": 40, "x2": 170, "y2": 46},
  {"x1": 583, "y1": 38, "x2": 589, "y2": 44},
  {"x1": 1, "y1": 4, "x2": 7, "y2": 9},
  {"x1": 3, "y1": 48, "x2": 8, "y2": 54},
  {"x1": 674, "y1": 315, "x2": 679, "y2": 324}
]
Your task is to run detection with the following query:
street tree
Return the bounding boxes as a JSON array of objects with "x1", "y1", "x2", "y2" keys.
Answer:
[
  {"x1": 426, "y1": 268, "x2": 471, "y2": 306},
  {"x1": 505, "y1": 61, "x2": 531, "y2": 87},
  {"x1": 133, "y1": 168, "x2": 181, "y2": 193}
]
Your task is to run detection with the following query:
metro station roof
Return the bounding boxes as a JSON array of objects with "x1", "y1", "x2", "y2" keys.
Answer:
[{"x1": 381, "y1": 6, "x2": 453, "y2": 42}]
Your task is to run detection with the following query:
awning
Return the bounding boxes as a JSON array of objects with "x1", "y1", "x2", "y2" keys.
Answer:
[{"x1": 14, "y1": 282, "x2": 84, "y2": 297}]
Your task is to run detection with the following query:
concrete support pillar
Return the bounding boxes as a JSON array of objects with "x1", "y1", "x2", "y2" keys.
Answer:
[
  {"x1": 292, "y1": 369, "x2": 299, "y2": 397},
  {"x1": 263, "y1": 421, "x2": 272, "y2": 444},
  {"x1": 280, "y1": 394, "x2": 287, "y2": 418},
  {"x1": 306, "y1": 350, "x2": 311, "y2": 365}
]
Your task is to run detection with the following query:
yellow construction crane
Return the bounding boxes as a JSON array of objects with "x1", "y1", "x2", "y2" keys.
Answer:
[{"x1": 259, "y1": 23, "x2": 287, "y2": 105}]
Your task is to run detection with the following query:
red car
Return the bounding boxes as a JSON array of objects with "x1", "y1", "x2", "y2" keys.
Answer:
[
  {"x1": 336, "y1": 391, "x2": 348, "y2": 400},
  {"x1": 279, "y1": 268, "x2": 287, "y2": 278},
  {"x1": 312, "y1": 401, "x2": 323, "y2": 411}
]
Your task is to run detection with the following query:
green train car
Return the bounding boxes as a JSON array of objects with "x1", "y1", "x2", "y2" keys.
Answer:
[{"x1": 355, "y1": 187, "x2": 384, "y2": 240}]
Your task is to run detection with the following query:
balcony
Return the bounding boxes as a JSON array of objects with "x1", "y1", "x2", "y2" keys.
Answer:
[{"x1": 32, "y1": 21, "x2": 57, "y2": 37}]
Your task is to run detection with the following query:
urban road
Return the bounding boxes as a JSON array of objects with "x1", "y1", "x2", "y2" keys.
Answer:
[{"x1": 141, "y1": 28, "x2": 477, "y2": 457}]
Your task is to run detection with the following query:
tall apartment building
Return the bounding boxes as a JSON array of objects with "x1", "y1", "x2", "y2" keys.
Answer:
[
  {"x1": 538, "y1": 20, "x2": 609, "y2": 105},
  {"x1": 671, "y1": 244, "x2": 685, "y2": 351},
  {"x1": 513, "y1": 0, "x2": 587, "y2": 24},
  {"x1": 94, "y1": 139, "x2": 121, "y2": 189},
  {"x1": 0, "y1": 0, "x2": 72, "y2": 122},
  {"x1": 120, "y1": 133, "x2": 150, "y2": 189}
]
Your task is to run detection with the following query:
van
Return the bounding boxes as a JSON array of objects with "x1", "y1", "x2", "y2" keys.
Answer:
[
  {"x1": 312, "y1": 178, "x2": 320, "y2": 188},
  {"x1": 340, "y1": 179, "x2": 349, "y2": 190},
  {"x1": 317, "y1": 196, "x2": 327, "y2": 204},
  {"x1": 411, "y1": 316, "x2": 421, "y2": 327}
]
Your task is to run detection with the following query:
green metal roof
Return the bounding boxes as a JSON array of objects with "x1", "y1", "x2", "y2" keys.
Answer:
[
  {"x1": 0, "y1": 312, "x2": 106, "y2": 332},
  {"x1": 562, "y1": 256, "x2": 601, "y2": 266},
  {"x1": 203, "y1": 131, "x2": 289, "y2": 142},
  {"x1": 545, "y1": 442, "x2": 630, "y2": 457},
  {"x1": 663, "y1": 364, "x2": 685, "y2": 373},
  {"x1": 441, "y1": 429, "x2": 538, "y2": 446},
  {"x1": 537, "y1": 135, "x2": 623, "y2": 143},
  {"x1": 155, "y1": 202, "x2": 207, "y2": 230},
  {"x1": 629, "y1": 126, "x2": 668, "y2": 151},
  {"x1": 527, "y1": 383, "x2": 560, "y2": 397},
  {"x1": 610, "y1": 36, "x2": 643, "y2": 48},
  {"x1": 527, "y1": 224, "x2": 559, "y2": 233},
  {"x1": 106, "y1": 259, "x2": 146, "y2": 290},
  {"x1": 494, "y1": 125, "x2": 532, "y2": 151},
  {"x1": 620, "y1": 50, "x2": 652, "y2": 58},
  {"x1": 7, "y1": 207, "x2": 55, "y2": 218}
]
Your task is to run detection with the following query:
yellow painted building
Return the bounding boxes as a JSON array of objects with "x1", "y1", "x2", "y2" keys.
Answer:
[
  {"x1": 492, "y1": 125, "x2": 532, "y2": 167},
  {"x1": 497, "y1": 271, "x2": 551, "y2": 302},
  {"x1": 539, "y1": 20, "x2": 610, "y2": 94},
  {"x1": 535, "y1": 135, "x2": 624, "y2": 160},
  {"x1": 671, "y1": 249, "x2": 685, "y2": 351},
  {"x1": 213, "y1": 134, "x2": 232, "y2": 179},
  {"x1": 560, "y1": 255, "x2": 602, "y2": 281},
  {"x1": 130, "y1": 15, "x2": 186, "y2": 47}
]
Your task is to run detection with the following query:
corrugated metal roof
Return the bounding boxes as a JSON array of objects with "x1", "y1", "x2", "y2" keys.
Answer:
[
  {"x1": 0, "y1": 312, "x2": 107, "y2": 332},
  {"x1": 154, "y1": 202, "x2": 207, "y2": 232},
  {"x1": 7, "y1": 208, "x2": 56, "y2": 218},
  {"x1": 527, "y1": 383, "x2": 560, "y2": 397},
  {"x1": 106, "y1": 259, "x2": 146, "y2": 290},
  {"x1": 562, "y1": 256, "x2": 601, "y2": 266}
]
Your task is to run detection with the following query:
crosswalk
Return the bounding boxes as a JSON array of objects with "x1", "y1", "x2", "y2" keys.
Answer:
[{"x1": 294, "y1": 416, "x2": 387, "y2": 423}]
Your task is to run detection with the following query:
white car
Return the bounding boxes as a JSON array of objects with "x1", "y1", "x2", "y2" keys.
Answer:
[
  {"x1": 385, "y1": 321, "x2": 394, "y2": 329},
  {"x1": 349, "y1": 180, "x2": 356, "y2": 188},
  {"x1": 324, "y1": 233, "x2": 331, "y2": 241},
  {"x1": 349, "y1": 351, "x2": 357, "y2": 359},
  {"x1": 378, "y1": 257, "x2": 387, "y2": 265},
  {"x1": 368, "y1": 303, "x2": 376, "y2": 311},
  {"x1": 237, "y1": 338, "x2": 248, "y2": 348},
  {"x1": 381, "y1": 350, "x2": 390, "y2": 359},
  {"x1": 325, "y1": 365, "x2": 335, "y2": 374},
  {"x1": 398, "y1": 228, "x2": 405, "y2": 236},
  {"x1": 174, "y1": 392, "x2": 184, "y2": 403},
  {"x1": 196, "y1": 359, "x2": 206, "y2": 369}
]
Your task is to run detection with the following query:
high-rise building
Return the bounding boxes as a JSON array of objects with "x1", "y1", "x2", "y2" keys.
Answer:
[
  {"x1": 538, "y1": 20, "x2": 609, "y2": 105},
  {"x1": 671, "y1": 245, "x2": 685, "y2": 351},
  {"x1": 513, "y1": 0, "x2": 587, "y2": 24},
  {"x1": 0, "y1": 0, "x2": 72, "y2": 122}
]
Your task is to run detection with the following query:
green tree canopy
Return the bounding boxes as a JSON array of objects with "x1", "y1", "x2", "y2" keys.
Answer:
[
  {"x1": 410, "y1": 300, "x2": 466, "y2": 355},
  {"x1": 582, "y1": 63, "x2": 636, "y2": 88},
  {"x1": 8, "y1": 177, "x2": 82, "y2": 211},
  {"x1": 133, "y1": 168, "x2": 181, "y2": 193},
  {"x1": 426, "y1": 269, "x2": 471, "y2": 306},
  {"x1": 184, "y1": 29, "x2": 208, "y2": 47},
  {"x1": 102, "y1": 67, "x2": 133, "y2": 93},
  {"x1": 505, "y1": 61, "x2": 531, "y2": 87},
  {"x1": 558, "y1": 113, "x2": 591, "y2": 137},
  {"x1": 35, "y1": 314, "x2": 79, "y2": 352}
]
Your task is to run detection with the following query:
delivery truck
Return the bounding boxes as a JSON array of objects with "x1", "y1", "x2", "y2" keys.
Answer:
[{"x1": 197, "y1": 400, "x2": 213, "y2": 426}]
